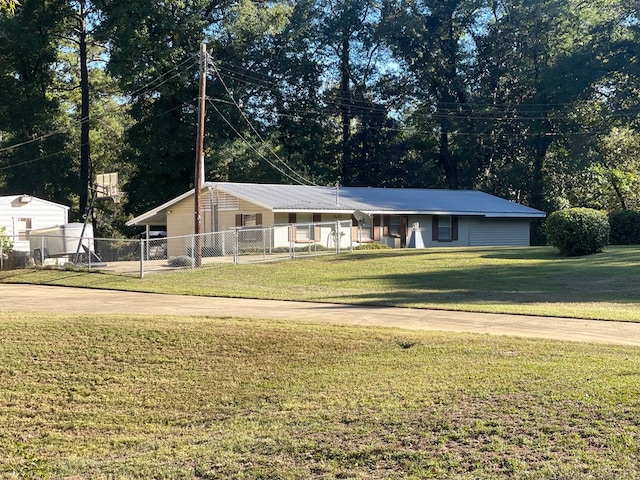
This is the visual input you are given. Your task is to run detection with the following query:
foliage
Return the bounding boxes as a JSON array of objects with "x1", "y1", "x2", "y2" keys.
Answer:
[
  {"x1": 546, "y1": 208, "x2": 609, "y2": 256},
  {"x1": 2, "y1": 0, "x2": 640, "y2": 228},
  {"x1": 0, "y1": 0, "x2": 18, "y2": 15},
  {"x1": 0, "y1": 226, "x2": 12, "y2": 256},
  {"x1": 0, "y1": 0, "x2": 77, "y2": 205},
  {"x1": 608, "y1": 209, "x2": 640, "y2": 245},
  {"x1": 354, "y1": 242, "x2": 391, "y2": 250}
]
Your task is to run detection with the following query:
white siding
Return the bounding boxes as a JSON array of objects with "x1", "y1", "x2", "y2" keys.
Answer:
[
  {"x1": 468, "y1": 218, "x2": 530, "y2": 246},
  {"x1": 0, "y1": 196, "x2": 69, "y2": 253}
]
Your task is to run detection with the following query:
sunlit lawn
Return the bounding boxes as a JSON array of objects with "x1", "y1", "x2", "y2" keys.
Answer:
[{"x1": 2, "y1": 313, "x2": 639, "y2": 479}]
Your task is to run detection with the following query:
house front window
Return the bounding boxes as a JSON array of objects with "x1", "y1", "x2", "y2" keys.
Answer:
[
  {"x1": 17, "y1": 218, "x2": 32, "y2": 241},
  {"x1": 295, "y1": 213, "x2": 313, "y2": 241},
  {"x1": 438, "y1": 216, "x2": 452, "y2": 241},
  {"x1": 432, "y1": 215, "x2": 458, "y2": 242},
  {"x1": 242, "y1": 214, "x2": 256, "y2": 227},
  {"x1": 235, "y1": 213, "x2": 262, "y2": 242},
  {"x1": 388, "y1": 215, "x2": 401, "y2": 237},
  {"x1": 352, "y1": 215, "x2": 373, "y2": 242}
]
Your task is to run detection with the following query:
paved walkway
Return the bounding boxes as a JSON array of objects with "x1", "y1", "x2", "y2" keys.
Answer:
[{"x1": 2, "y1": 284, "x2": 640, "y2": 347}]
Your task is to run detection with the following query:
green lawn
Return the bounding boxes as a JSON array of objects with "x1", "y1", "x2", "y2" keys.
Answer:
[
  {"x1": 1, "y1": 313, "x2": 639, "y2": 479},
  {"x1": 2, "y1": 247, "x2": 640, "y2": 478},
  {"x1": 3, "y1": 246, "x2": 640, "y2": 321}
]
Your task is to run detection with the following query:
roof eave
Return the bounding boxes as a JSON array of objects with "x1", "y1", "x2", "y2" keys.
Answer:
[{"x1": 126, "y1": 188, "x2": 195, "y2": 226}]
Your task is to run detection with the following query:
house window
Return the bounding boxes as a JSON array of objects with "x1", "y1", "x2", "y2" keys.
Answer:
[
  {"x1": 295, "y1": 213, "x2": 313, "y2": 241},
  {"x1": 432, "y1": 215, "x2": 458, "y2": 242},
  {"x1": 352, "y1": 215, "x2": 373, "y2": 241},
  {"x1": 287, "y1": 213, "x2": 323, "y2": 242},
  {"x1": 438, "y1": 216, "x2": 452, "y2": 241},
  {"x1": 235, "y1": 213, "x2": 262, "y2": 242},
  {"x1": 242, "y1": 214, "x2": 256, "y2": 227},
  {"x1": 388, "y1": 216, "x2": 401, "y2": 237},
  {"x1": 17, "y1": 218, "x2": 32, "y2": 241}
]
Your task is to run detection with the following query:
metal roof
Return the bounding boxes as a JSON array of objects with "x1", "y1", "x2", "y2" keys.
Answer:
[
  {"x1": 215, "y1": 182, "x2": 546, "y2": 217},
  {"x1": 127, "y1": 182, "x2": 545, "y2": 226}
]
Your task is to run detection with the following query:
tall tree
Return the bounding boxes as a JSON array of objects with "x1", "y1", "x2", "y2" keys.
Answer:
[
  {"x1": 52, "y1": 26, "x2": 131, "y2": 232},
  {"x1": 471, "y1": 0, "x2": 640, "y2": 212},
  {"x1": 0, "y1": 0, "x2": 76, "y2": 204},
  {"x1": 381, "y1": 0, "x2": 483, "y2": 189},
  {"x1": 315, "y1": 0, "x2": 391, "y2": 186},
  {"x1": 94, "y1": 0, "x2": 212, "y2": 213}
]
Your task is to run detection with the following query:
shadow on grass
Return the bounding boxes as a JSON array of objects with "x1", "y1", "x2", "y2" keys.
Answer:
[
  {"x1": 335, "y1": 255, "x2": 640, "y2": 307},
  {"x1": 0, "y1": 267, "x2": 133, "y2": 289}
]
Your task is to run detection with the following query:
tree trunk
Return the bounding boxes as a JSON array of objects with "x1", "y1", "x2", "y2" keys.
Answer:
[
  {"x1": 438, "y1": 123, "x2": 458, "y2": 188},
  {"x1": 340, "y1": 24, "x2": 352, "y2": 185}
]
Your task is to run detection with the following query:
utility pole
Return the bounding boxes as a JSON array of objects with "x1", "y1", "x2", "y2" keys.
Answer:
[
  {"x1": 194, "y1": 42, "x2": 207, "y2": 267},
  {"x1": 79, "y1": 0, "x2": 90, "y2": 219}
]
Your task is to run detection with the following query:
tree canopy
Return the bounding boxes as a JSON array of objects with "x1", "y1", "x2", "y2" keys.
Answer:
[{"x1": 1, "y1": 0, "x2": 639, "y2": 238}]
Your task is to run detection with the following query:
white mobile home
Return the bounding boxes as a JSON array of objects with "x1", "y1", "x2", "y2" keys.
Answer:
[{"x1": 0, "y1": 195, "x2": 69, "y2": 253}]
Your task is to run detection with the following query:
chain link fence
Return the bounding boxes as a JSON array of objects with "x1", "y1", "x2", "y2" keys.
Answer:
[{"x1": 17, "y1": 220, "x2": 352, "y2": 277}]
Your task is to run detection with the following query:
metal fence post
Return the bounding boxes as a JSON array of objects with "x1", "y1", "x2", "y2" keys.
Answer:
[
  {"x1": 234, "y1": 228, "x2": 239, "y2": 264},
  {"x1": 88, "y1": 236, "x2": 93, "y2": 270},
  {"x1": 289, "y1": 224, "x2": 294, "y2": 259},
  {"x1": 191, "y1": 235, "x2": 195, "y2": 271},
  {"x1": 139, "y1": 238, "x2": 145, "y2": 278},
  {"x1": 222, "y1": 230, "x2": 226, "y2": 256},
  {"x1": 348, "y1": 220, "x2": 353, "y2": 252}
]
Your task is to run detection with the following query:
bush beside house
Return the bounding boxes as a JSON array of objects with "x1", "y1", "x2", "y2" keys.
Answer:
[
  {"x1": 546, "y1": 208, "x2": 609, "y2": 256},
  {"x1": 0, "y1": 226, "x2": 12, "y2": 269},
  {"x1": 608, "y1": 209, "x2": 640, "y2": 245}
]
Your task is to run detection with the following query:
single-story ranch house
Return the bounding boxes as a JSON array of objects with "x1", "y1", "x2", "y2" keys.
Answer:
[{"x1": 127, "y1": 182, "x2": 545, "y2": 256}]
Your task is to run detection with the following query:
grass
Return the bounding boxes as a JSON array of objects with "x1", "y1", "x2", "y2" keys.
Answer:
[
  {"x1": 1, "y1": 313, "x2": 639, "y2": 479},
  {"x1": 3, "y1": 246, "x2": 640, "y2": 321}
]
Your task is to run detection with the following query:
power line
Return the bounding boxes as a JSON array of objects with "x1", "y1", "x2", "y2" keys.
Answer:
[
  {"x1": 214, "y1": 61, "x2": 640, "y2": 122},
  {"x1": 0, "y1": 56, "x2": 199, "y2": 156},
  {"x1": 207, "y1": 98, "x2": 314, "y2": 185},
  {"x1": 209, "y1": 60, "x2": 317, "y2": 186},
  {"x1": 0, "y1": 149, "x2": 69, "y2": 172}
]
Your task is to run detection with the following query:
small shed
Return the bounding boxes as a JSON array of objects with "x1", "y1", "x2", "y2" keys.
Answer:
[{"x1": 0, "y1": 194, "x2": 70, "y2": 253}]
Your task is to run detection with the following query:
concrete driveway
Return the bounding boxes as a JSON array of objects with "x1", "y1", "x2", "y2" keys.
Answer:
[{"x1": 2, "y1": 284, "x2": 640, "y2": 347}]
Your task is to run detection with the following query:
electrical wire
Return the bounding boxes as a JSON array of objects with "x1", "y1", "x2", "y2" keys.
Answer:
[
  {"x1": 0, "y1": 57, "x2": 200, "y2": 173},
  {"x1": 214, "y1": 61, "x2": 640, "y2": 123},
  {"x1": 209, "y1": 60, "x2": 318, "y2": 186},
  {"x1": 0, "y1": 149, "x2": 70, "y2": 172},
  {"x1": 0, "y1": 55, "x2": 199, "y2": 156},
  {"x1": 207, "y1": 98, "x2": 314, "y2": 185}
]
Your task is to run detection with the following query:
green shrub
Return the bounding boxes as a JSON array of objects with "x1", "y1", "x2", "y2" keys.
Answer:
[
  {"x1": 0, "y1": 226, "x2": 12, "y2": 256},
  {"x1": 354, "y1": 242, "x2": 391, "y2": 250},
  {"x1": 608, "y1": 209, "x2": 640, "y2": 245},
  {"x1": 545, "y1": 208, "x2": 609, "y2": 256}
]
